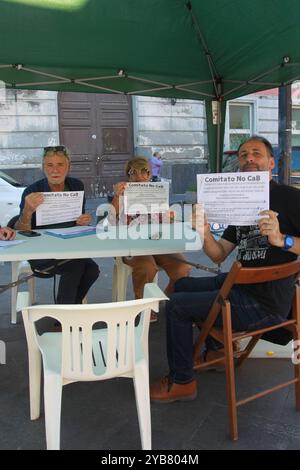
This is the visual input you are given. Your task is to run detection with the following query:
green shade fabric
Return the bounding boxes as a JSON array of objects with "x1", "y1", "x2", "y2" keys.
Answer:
[{"x1": 1, "y1": 0, "x2": 300, "y2": 169}]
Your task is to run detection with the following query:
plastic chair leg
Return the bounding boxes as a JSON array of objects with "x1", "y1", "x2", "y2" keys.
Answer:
[
  {"x1": 112, "y1": 260, "x2": 130, "y2": 302},
  {"x1": 44, "y1": 374, "x2": 63, "y2": 450},
  {"x1": 133, "y1": 361, "x2": 151, "y2": 450},
  {"x1": 28, "y1": 350, "x2": 42, "y2": 420},
  {"x1": 28, "y1": 276, "x2": 36, "y2": 304},
  {"x1": 11, "y1": 261, "x2": 18, "y2": 324},
  {"x1": 116, "y1": 265, "x2": 129, "y2": 301}
]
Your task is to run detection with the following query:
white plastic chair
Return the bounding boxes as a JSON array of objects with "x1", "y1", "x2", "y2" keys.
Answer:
[
  {"x1": 22, "y1": 283, "x2": 167, "y2": 450},
  {"x1": 112, "y1": 257, "x2": 159, "y2": 301},
  {"x1": 11, "y1": 261, "x2": 35, "y2": 324}
]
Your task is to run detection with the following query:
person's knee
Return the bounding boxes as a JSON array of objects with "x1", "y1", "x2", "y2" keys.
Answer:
[
  {"x1": 177, "y1": 264, "x2": 192, "y2": 279},
  {"x1": 86, "y1": 260, "x2": 100, "y2": 282},
  {"x1": 166, "y1": 262, "x2": 191, "y2": 283}
]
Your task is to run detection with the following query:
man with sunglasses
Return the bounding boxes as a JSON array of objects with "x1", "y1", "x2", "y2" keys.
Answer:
[
  {"x1": 111, "y1": 156, "x2": 191, "y2": 322},
  {"x1": 15, "y1": 146, "x2": 100, "y2": 304}
]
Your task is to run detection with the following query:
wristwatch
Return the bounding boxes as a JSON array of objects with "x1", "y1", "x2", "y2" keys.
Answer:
[{"x1": 282, "y1": 235, "x2": 294, "y2": 251}]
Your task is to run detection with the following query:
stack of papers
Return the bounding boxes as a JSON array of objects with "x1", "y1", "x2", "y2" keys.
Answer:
[{"x1": 45, "y1": 226, "x2": 96, "y2": 239}]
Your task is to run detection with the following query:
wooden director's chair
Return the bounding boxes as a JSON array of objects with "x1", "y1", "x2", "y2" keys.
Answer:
[{"x1": 193, "y1": 260, "x2": 300, "y2": 441}]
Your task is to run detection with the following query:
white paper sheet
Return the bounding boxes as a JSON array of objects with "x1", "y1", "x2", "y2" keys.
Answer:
[
  {"x1": 0, "y1": 240, "x2": 25, "y2": 249},
  {"x1": 124, "y1": 182, "x2": 169, "y2": 215},
  {"x1": 36, "y1": 191, "x2": 84, "y2": 226},
  {"x1": 197, "y1": 171, "x2": 269, "y2": 226}
]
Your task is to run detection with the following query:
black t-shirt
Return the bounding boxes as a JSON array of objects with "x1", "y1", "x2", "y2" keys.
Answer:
[{"x1": 222, "y1": 180, "x2": 300, "y2": 316}]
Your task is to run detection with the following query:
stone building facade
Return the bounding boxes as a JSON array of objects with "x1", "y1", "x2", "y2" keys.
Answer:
[{"x1": 1, "y1": 83, "x2": 300, "y2": 194}]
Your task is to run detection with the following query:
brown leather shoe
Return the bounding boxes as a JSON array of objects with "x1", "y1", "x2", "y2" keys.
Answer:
[{"x1": 150, "y1": 376, "x2": 197, "y2": 403}]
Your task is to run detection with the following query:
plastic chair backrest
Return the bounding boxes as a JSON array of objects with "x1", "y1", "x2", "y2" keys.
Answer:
[{"x1": 23, "y1": 295, "x2": 164, "y2": 382}]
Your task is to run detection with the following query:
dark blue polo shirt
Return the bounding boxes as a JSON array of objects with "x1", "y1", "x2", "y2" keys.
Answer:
[{"x1": 18, "y1": 177, "x2": 86, "y2": 229}]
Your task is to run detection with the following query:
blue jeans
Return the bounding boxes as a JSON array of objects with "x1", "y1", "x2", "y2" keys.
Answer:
[{"x1": 166, "y1": 274, "x2": 286, "y2": 384}]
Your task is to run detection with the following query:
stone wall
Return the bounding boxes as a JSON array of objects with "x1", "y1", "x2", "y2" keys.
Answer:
[
  {"x1": 133, "y1": 96, "x2": 207, "y2": 193},
  {"x1": 0, "y1": 88, "x2": 59, "y2": 185},
  {"x1": 133, "y1": 96, "x2": 207, "y2": 161}
]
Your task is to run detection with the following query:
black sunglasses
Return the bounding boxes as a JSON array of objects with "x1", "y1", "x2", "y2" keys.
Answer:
[{"x1": 43, "y1": 145, "x2": 68, "y2": 155}]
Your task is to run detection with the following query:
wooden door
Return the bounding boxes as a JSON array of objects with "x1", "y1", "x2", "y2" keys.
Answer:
[{"x1": 58, "y1": 92, "x2": 133, "y2": 197}]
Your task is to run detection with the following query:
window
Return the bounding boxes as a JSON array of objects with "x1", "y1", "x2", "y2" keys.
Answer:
[
  {"x1": 292, "y1": 107, "x2": 300, "y2": 146},
  {"x1": 228, "y1": 103, "x2": 252, "y2": 150}
]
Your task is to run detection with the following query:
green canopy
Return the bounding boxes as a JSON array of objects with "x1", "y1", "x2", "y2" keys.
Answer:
[{"x1": 1, "y1": 0, "x2": 300, "y2": 169}]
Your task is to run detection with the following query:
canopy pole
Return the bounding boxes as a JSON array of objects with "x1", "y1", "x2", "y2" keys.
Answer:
[
  {"x1": 185, "y1": 1, "x2": 221, "y2": 99},
  {"x1": 278, "y1": 84, "x2": 292, "y2": 185},
  {"x1": 216, "y1": 101, "x2": 221, "y2": 173},
  {"x1": 216, "y1": 81, "x2": 224, "y2": 173},
  {"x1": 206, "y1": 97, "x2": 226, "y2": 173}
]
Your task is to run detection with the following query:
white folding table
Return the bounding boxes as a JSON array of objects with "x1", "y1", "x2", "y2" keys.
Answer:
[
  {"x1": 0, "y1": 222, "x2": 201, "y2": 262},
  {"x1": 0, "y1": 222, "x2": 202, "y2": 322}
]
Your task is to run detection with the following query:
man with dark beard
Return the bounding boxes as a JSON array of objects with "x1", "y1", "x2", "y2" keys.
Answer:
[{"x1": 150, "y1": 135, "x2": 300, "y2": 403}]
